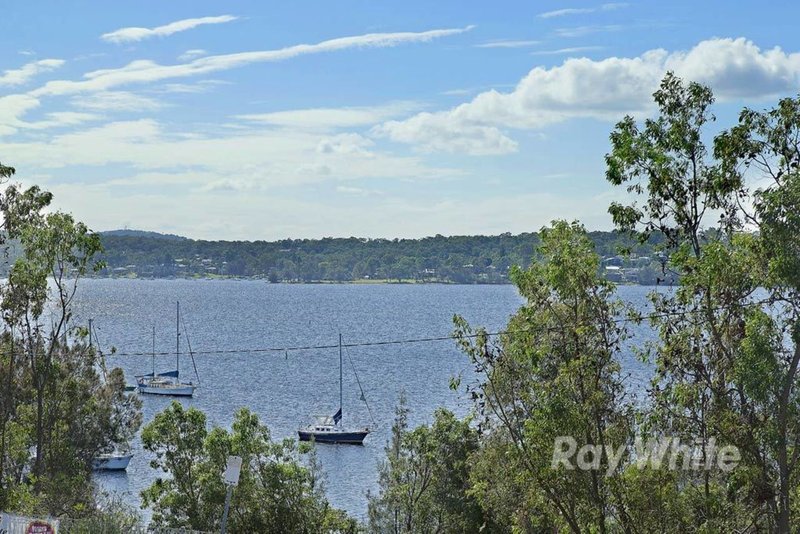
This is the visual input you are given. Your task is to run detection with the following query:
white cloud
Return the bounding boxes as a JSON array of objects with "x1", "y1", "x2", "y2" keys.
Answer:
[
  {"x1": 376, "y1": 38, "x2": 800, "y2": 155},
  {"x1": 178, "y1": 49, "x2": 208, "y2": 61},
  {"x1": 159, "y1": 80, "x2": 229, "y2": 94},
  {"x1": 0, "y1": 92, "x2": 99, "y2": 135},
  {"x1": 0, "y1": 59, "x2": 65, "y2": 86},
  {"x1": 476, "y1": 40, "x2": 541, "y2": 49},
  {"x1": 72, "y1": 91, "x2": 163, "y2": 111},
  {"x1": 23, "y1": 111, "x2": 100, "y2": 130},
  {"x1": 336, "y1": 185, "x2": 383, "y2": 196},
  {"x1": 0, "y1": 94, "x2": 41, "y2": 135},
  {"x1": 539, "y1": 8, "x2": 595, "y2": 18},
  {"x1": 39, "y1": 175, "x2": 621, "y2": 240},
  {"x1": 0, "y1": 94, "x2": 98, "y2": 134},
  {"x1": 316, "y1": 133, "x2": 375, "y2": 154},
  {"x1": 101, "y1": 15, "x2": 238, "y2": 44},
  {"x1": 554, "y1": 24, "x2": 623, "y2": 38},
  {"x1": 667, "y1": 38, "x2": 800, "y2": 98},
  {"x1": 3, "y1": 119, "x2": 462, "y2": 192},
  {"x1": 531, "y1": 46, "x2": 603, "y2": 56},
  {"x1": 236, "y1": 101, "x2": 420, "y2": 130},
  {"x1": 441, "y1": 88, "x2": 474, "y2": 96},
  {"x1": 374, "y1": 112, "x2": 519, "y2": 156},
  {"x1": 34, "y1": 26, "x2": 473, "y2": 97},
  {"x1": 538, "y1": 3, "x2": 628, "y2": 19}
]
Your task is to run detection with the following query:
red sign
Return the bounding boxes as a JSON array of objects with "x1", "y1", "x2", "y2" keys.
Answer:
[{"x1": 26, "y1": 520, "x2": 56, "y2": 534}]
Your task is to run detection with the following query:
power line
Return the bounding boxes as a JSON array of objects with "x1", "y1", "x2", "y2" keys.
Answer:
[{"x1": 97, "y1": 298, "x2": 771, "y2": 359}]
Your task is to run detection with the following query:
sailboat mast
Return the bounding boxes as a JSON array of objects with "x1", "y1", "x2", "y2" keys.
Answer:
[
  {"x1": 176, "y1": 302, "x2": 181, "y2": 378},
  {"x1": 339, "y1": 333, "x2": 343, "y2": 427},
  {"x1": 152, "y1": 325, "x2": 156, "y2": 376}
]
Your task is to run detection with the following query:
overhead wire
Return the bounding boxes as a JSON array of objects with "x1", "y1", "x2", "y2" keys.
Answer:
[
  {"x1": 93, "y1": 298, "x2": 772, "y2": 359},
  {"x1": 0, "y1": 298, "x2": 774, "y2": 360}
]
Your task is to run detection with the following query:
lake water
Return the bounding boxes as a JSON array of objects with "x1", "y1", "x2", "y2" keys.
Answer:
[{"x1": 71, "y1": 279, "x2": 659, "y2": 520}]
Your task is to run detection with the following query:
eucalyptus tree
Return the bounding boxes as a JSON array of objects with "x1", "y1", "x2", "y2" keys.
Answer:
[
  {"x1": 142, "y1": 402, "x2": 356, "y2": 533},
  {"x1": 453, "y1": 221, "x2": 634, "y2": 533},
  {"x1": 713, "y1": 96, "x2": 800, "y2": 531},
  {"x1": 367, "y1": 402, "x2": 488, "y2": 533},
  {"x1": 605, "y1": 74, "x2": 800, "y2": 530},
  {"x1": 0, "y1": 163, "x2": 141, "y2": 515}
]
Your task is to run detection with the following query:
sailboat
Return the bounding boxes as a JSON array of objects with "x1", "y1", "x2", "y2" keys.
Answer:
[
  {"x1": 89, "y1": 319, "x2": 135, "y2": 471},
  {"x1": 298, "y1": 334, "x2": 371, "y2": 445},
  {"x1": 136, "y1": 302, "x2": 197, "y2": 397}
]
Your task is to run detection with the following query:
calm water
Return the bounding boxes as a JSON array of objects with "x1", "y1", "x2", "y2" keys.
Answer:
[{"x1": 71, "y1": 279, "x2": 658, "y2": 520}]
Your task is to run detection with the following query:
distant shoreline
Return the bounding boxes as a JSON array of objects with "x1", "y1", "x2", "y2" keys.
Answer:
[
  {"x1": 94, "y1": 229, "x2": 666, "y2": 285},
  {"x1": 85, "y1": 275, "x2": 663, "y2": 287}
]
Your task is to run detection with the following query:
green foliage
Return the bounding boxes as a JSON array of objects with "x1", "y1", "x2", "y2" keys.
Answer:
[
  {"x1": 442, "y1": 78, "x2": 800, "y2": 530},
  {"x1": 606, "y1": 75, "x2": 800, "y2": 530},
  {"x1": 454, "y1": 220, "x2": 634, "y2": 533},
  {"x1": 59, "y1": 495, "x2": 143, "y2": 533},
  {"x1": 0, "y1": 171, "x2": 141, "y2": 517},
  {"x1": 91, "y1": 230, "x2": 665, "y2": 284},
  {"x1": 368, "y1": 399, "x2": 490, "y2": 533},
  {"x1": 606, "y1": 72, "x2": 738, "y2": 253},
  {"x1": 142, "y1": 402, "x2": 357, "y2": 533}
]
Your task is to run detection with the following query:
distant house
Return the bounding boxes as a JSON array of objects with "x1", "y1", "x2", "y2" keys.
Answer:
[
  {"x1": 604, "y1": 264, "x2": 622, "y2": 282},
  {"x1": 602, "y1": 256, "x2": 624, "y2": 267}
]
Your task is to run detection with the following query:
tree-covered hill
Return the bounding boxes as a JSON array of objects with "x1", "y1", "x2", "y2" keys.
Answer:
[{"x1": 96, "y1": 230, "x2": 665, "y2": 284}]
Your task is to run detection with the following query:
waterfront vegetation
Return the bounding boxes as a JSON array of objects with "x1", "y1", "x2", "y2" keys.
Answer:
[
  {"x1": 0, "y1": 73, "x2": 798, "y2": 532},
  {"x1": 0, "y1": 165, "x2": 143, "y2": 523},
  {"x1": 94, "y1": 229, "x2": 667, "y2": 285},
  {"x1": 365, "y1": 74, "x2": 800, "y2": 532}
]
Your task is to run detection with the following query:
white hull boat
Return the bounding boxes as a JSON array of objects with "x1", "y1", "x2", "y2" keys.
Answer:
[
  {"x1": 92, "y1": 453, "x2": 133, "y2": 471},
  {"x1": 136, "y1": 377, "x2": 195, "y2": 397},
  {"x1": 137, "y1": 302, "x2": 199, "y2": 397}
]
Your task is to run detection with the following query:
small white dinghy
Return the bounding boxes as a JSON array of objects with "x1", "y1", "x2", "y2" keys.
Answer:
[
  {"x1": 88, "y1": 323, "x2": 135, "y2": 472},
  {"x1": 92, "y1": 453, "x2": 133, "y2": 471}
]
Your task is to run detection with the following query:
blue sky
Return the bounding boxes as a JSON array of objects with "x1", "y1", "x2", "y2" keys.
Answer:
[{"x1": 1, "y1": 1, "x2": 799, "y2": 240}]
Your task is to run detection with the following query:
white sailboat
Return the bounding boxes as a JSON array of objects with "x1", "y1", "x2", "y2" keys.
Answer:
[{"x1": 136, "y1": 302, "x2": 197, "y2": 397}]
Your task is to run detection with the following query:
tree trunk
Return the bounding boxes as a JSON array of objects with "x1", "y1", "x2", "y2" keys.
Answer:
[
  {"x1": 34, "y1": 383, "x2": 44, "y2": 479},
  {"x1": 776, "y1": 343, "x2": 800, "y2": 533}
]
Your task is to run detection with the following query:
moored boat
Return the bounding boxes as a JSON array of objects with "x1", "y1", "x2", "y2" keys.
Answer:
[
  {"x1": 298, "y1": 415, "x2": 369, "y2": 444},
  {"x1": 136, "y1": 373, "x2": 196, "y2": 396},
  {"x1": 136, "y1": 302, "x2": 198, "y2": 397},
  {"x1": 92, "y1": 453, "x2": 133, "y2": 471},
  {"x1": 298, "y1": 334, "x2": 371, "y2": 445}
]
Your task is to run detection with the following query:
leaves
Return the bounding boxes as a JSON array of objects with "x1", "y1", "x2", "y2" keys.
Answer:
[
  {"x1": 0, "y1": 176, "x2": 140, "y2": 517},
  {"x1": 141, "y1": 403, "x2": 355, "y2": 533},
  {"x1": 368, "y1": 402, "x2": 488, "y2": 533}
]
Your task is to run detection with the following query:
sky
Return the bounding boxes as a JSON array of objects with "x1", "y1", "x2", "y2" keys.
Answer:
[{"x1": 1, "y1": 0, "x2": 799, "y2": 240}]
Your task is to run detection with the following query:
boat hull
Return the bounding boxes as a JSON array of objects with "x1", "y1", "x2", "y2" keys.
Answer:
[
  {"x1": 137, "y1": 383, "x2": 195, "y2": 396},
  {"x1": 298, "y1": 430, "x2": 369, "y2": 445},
  {"x1": 92, "y1": 454, "x2": 133, "y2": 471}
]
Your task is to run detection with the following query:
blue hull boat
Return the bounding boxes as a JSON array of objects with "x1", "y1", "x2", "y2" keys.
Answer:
[
  {"x1": 298, "y1": 429, "x2": 369, "y2": 445},
  {"x1": 298, "y1": 334, "x2": 373, "y2": 446}
]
